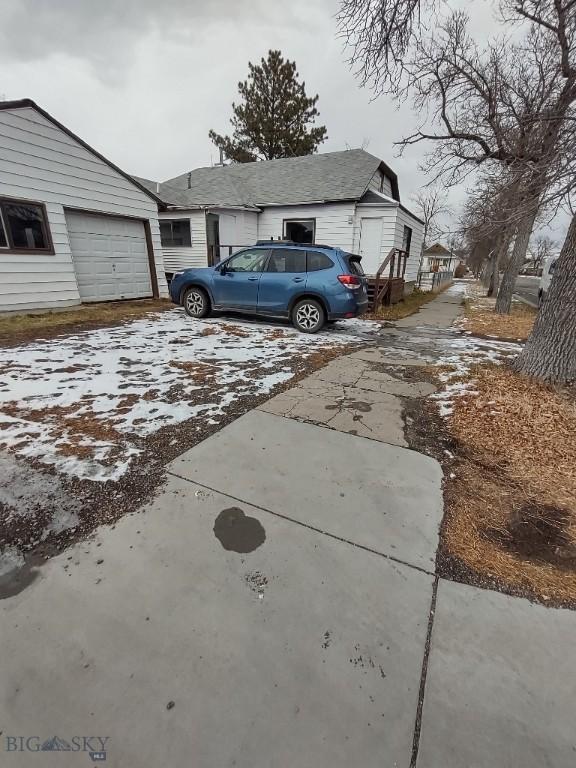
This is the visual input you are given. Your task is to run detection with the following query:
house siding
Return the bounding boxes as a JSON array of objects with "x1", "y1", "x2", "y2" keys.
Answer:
[
  {"x1": 159, "y1": 208, "x2": 260, "y2": 274},
  {"x1": 257, "y1": 203, "x2": 356, "y2": 250},
  {"x1": 394, "y1": 207, "x2": 424, "y2": 283},
  {"x1": 352, "y1": 205, "x2": 399, "y2": 275},
  {"x1": 0, "y1": 106, "x2": 167, "y2": 312},
  {"x1": 367, "y1": 170, "x2": 393, "y2": 198},
  {"x1": 159, "y1": 210, "x2": 208, "y2": 274}
]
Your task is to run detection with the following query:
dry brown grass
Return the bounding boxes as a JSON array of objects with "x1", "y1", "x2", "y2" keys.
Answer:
[
  {"x1": 442, "y1": 365, "x2": 576, "y2": 605},
  {"x1": 0, "y1": 299, "x2": 173, "y2": 344},
  {"x1": 460, "y1": 296, "x2": 536, "y2": 341},
  {"x1": 367, "y1": 285, "x2": 452, "y2": 321}
]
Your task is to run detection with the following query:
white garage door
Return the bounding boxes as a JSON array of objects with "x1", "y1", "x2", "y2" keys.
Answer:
[{"x1": 66, "y1": 212, "x2": 153, "y2": 302}]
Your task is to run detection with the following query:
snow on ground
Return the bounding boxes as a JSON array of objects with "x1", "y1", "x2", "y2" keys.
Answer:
[
  {"x1": 0, "y1": 309, "x2": 377, "y2": 481},
  {"x1": 430, "y1": 330, "x2": 522, "y2": 417}
]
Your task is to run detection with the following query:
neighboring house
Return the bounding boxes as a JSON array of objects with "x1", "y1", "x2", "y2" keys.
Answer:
[
  {"x1": 0, "y1": 99, "x2": 168, "y2": 313},
  {"x1": 420, "y1": 243, "x2": 456, "y2": 273},
  {"x1": 135, "y1": 149, "x2": 424, "y2": 286}
]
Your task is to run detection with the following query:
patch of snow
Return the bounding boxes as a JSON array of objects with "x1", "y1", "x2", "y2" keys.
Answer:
[{"x1": 0, "y1": 310, "x2": 373, "y2": 481}]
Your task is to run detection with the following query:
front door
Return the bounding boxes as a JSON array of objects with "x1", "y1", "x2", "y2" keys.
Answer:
[
  {"x1": 358, "y1": 217, "x2": 383, "y2": 275},
  {"x1": 257, "y1": 248, "x2": 307, "y2": 315},
  {"x1": 211, "y1": 248, "x2": 269, "y2": 309}
]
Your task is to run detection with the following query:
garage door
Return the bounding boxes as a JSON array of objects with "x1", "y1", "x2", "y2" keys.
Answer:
[{"x1": 66, "y1": 212, "x2": 153, "y2": 302}]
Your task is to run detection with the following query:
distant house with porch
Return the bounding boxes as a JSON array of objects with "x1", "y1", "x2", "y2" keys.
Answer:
[
  {"x1": 420, "y1": 242, "x2": 456, "y2": 273},
  {"x1": 135, "y1": 149, "x2": 424, "y2": 296}
]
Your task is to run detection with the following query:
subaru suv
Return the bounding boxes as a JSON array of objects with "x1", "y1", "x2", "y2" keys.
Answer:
[{"x1": 169, "y1": 241, "x2": 369, "y2": 333}]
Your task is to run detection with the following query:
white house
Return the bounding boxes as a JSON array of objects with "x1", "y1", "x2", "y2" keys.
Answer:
[
  {"x1": 420, "y1": 242, "x2": 456, "y2": 273},
  {"x1": 0, "y1": 99, "x2": 168, "y2": 313},
  {"x1": 135, "y1": 149, "x2": 424, "y2": 288}
]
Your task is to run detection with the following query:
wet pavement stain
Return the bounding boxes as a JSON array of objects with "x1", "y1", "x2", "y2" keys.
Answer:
[
  {"x1": 213, "y1": 507, "x2": 266, "y2": 553},
  {"x1": 0, "y1": 556, "x2": 42, "y2": 600}
]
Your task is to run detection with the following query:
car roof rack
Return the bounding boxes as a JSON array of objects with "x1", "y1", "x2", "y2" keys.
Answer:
[
  {"x1": 256, "y1": 239, "x2": 296, "y2": 246},
  {"x1": 256, "y1": 240, "x2": 338, "y2": 250}
]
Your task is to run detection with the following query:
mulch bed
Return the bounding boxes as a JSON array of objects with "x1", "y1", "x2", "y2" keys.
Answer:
[{"x1": 435, "y1": 365, "x2": 576, "y2": 608}]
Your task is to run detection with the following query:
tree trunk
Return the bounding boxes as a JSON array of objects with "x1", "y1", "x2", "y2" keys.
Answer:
[
  {"x1": 514, "y1": 212, "x2": 576, "y2": 384},
  {"x1": 495, "y1": 213, "x2": 537, "y2": 314},
  {"x1": 487, "y1": 249, "x2": 501, "y2": 297}
]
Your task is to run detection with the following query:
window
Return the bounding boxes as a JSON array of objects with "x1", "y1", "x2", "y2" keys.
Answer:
[
  {"x1": 283, "y1": 219, "x2": 315, "y2": 244},
  {"x1": 306, "y1": 251, "x2": 333, "y2": 272},
  {"x1": 402, "y1": 225, "x2": 412, "y2": 255},
  {"x1": 0, "y1": 210, "x2": 7, "y2": 248},
  {"x1": 344, "y1": 255, "x2": 364, "y2": 276},
  {"x1": 0, "y1": 199, "x2": 52, "y2": 252},
  {"x1": 160, "y1": 219, "x2": 191, "y2": 247},
  {"x1": 225, "y1": 249, "x2": 269, "y2": 272},
  {"x1": 266, "y1": 249, "x2": 306, "y2": 273}
]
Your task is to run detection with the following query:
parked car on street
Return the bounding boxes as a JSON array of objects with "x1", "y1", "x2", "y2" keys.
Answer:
[
  {"x1": 169, "y1": 241, "x2": 369, "y2": 333},
  {"x1": 538, "y1": 255, "x2": 558, "y2": 305}
]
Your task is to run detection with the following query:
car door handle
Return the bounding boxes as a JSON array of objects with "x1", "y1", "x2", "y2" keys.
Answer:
[
  {"x1": 247, "y1": 276, "x2": 259, "y2": 281},
  {"x1": 292, "y1": 277, "x2": 305, "y2": 282}
]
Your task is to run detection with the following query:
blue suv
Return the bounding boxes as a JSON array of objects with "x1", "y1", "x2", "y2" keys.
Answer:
[{"x1": 169, "y1": 242, "x2": 369, "y2": 333}]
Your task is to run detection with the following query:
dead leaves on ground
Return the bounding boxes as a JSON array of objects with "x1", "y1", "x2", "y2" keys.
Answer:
[{"x1": 442, "y1": 364, "x2": 576, "y2": 606}]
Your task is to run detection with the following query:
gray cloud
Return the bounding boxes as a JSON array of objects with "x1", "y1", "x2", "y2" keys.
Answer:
[{"x1": 0, "y1": 0, "x2": 567, "y2": 240}]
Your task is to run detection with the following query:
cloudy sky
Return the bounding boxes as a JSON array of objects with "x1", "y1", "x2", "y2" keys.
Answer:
[{"x1": 0, "y1": 0, "x2": 567, "y2": 241}]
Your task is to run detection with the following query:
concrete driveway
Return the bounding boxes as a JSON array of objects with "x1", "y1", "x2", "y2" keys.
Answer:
[{"x1": 1, "y1": 286, "x2": 575, "y2": 767}]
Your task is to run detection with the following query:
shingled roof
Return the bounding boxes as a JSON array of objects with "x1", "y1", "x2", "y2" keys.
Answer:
[{"x1": 139, "y1": 149, "x2": 400, "y2": 209}]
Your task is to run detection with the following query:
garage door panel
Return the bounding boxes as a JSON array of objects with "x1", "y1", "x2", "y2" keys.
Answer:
[{"x1": 66, "y1": 212, "x2": 152, "y2": 302}]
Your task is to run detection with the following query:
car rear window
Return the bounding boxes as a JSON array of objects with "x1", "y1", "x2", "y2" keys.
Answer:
[
  {"x1": 307, "y1": 251, "x2": 334, "y2": 271},
  {"x1": 345, "y1": 254, "x2": 365, "y2": 276}
]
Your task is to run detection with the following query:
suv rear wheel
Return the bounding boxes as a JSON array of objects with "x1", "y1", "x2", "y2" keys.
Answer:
[
  {"x1": 292, "y1": 298, "x2": 325, "y2": 333},
  {"x1": 183, "y1": 287, "x2": 210, "y2": 318}
]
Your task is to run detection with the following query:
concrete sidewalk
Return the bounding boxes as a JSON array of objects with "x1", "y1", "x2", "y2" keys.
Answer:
[{"x1": 1, "y1": 283, "x2": 575, "y2": 767}]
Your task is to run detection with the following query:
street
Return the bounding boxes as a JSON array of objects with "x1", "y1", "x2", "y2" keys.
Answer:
[{"x1": 514, "y1": 275, "x2": 540, "y2": 307}]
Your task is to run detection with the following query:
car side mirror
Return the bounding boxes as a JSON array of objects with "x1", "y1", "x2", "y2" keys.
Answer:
[{"x1": 218, "y1": 263, "x2": 227, "y2": 274}]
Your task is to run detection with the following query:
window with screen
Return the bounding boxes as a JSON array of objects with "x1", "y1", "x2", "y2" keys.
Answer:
[
  {"x1": 283, "y1": 219, "x2": 315, "y2": 244},
  {"x1": 160, "y1": 219, "x2": 192, "y2": 247},
  {"x1": 0, "y1": 199, "x2": 52, "y2": 252},
  {"x1": 266, "y1": 249, "x2": 307, "y2": 273},
  {"x1": 306, "y1": 251, "x2": 333, "y2": 272}
]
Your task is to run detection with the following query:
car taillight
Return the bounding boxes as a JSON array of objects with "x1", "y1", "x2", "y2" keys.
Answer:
[{"x1": 337, "y1": 274, "x2": 361, "y2": 289}]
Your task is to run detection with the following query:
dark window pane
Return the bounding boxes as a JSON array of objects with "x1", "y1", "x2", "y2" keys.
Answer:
[
  {"x1": 226, "y1": 249, "x2": 269, "y2": 272},
  {"x1": 0, "y1": 213, "x2": 7, "y2": 248},
  {"x1": 284, "y1": 219, "x2": 314, "y2": 244},
  {"x1": 345, "y1": 255, "x2": 364, "y2": 275},
  {"x1": 4, "y1": 203, "x2": 48, "y2": 249},
  {"x1": 307, "y1": 251, "x2": 333, "y2": 272},
  {"x1": 160, "y1": 219, "x2": 191, "y2": 247},
  {"x1": 267, "y1": 248, "x2": 306, "y2": 273},
  {"x1": 402, "y1": 225, "x2": 412, "y2": 254}
]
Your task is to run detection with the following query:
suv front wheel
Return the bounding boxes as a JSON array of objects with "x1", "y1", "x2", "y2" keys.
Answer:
[
  {"x1": 183, "y1": 287, "x2": 210, "y2": 318},
  {"x1": 292, "y1": 298, "x2": 325, "y2": 334}
]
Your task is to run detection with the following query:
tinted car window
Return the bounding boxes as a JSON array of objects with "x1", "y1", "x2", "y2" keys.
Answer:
[
  {"x1": 226, "y1": 249, "x2": 269, "y2": 272},
  {"x1": 307, "y1": 251, "x2": 333, "y2": 272},
  {"x1": 345, "y1": 255, "x2": 365, "y2": 276},
  {"x1": 267, "y1": 248, "x2": 306, "y2": 273}
]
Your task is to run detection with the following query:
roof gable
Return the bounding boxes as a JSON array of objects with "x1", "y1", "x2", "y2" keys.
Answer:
[{"x1": 0, "y1": 99, "x2": 162, "y2": 205}]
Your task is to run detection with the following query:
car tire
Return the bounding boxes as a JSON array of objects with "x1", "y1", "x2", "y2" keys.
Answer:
[
  {"x1": 183, "y1": 287, "x2": 210, "y2": 319},
  {"x1": 292, "y1": 298, "x2": 325, "y2": 334}
]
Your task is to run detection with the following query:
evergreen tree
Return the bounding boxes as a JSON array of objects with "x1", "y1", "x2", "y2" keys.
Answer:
[{"x1": 209, "y1": 50, "x2": 327, "y2": 162}]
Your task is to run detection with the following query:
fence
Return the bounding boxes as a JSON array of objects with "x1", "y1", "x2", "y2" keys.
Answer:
[{"x1": 417, "y1": 270, "x2": 454, "y2": 292}]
